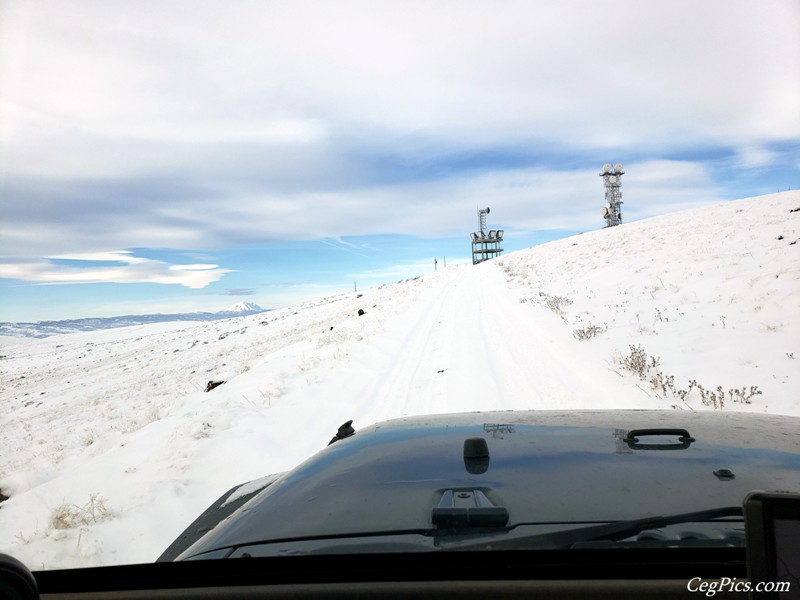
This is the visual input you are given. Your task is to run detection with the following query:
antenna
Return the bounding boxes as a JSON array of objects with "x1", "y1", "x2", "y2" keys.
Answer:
[
  {"x1": 599, "y1": 163, "x2": 625, "y2": 228},
  {"x1": 477, "y1": 207, "x2": 490, "y2": 236}
]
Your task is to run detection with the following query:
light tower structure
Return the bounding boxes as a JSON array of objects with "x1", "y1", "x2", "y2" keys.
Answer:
[
  {"x1": 600, "y1": 163, "x2": 625, "y2": 227},
  {"x1": 470, "y1": 207, "x2": 503, "y2": 264},
  {"x1": 478, "y1": 207, "x2": 489, "y2": 237}
]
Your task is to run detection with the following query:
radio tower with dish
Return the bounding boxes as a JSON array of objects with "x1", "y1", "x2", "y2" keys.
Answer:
[{"x1": 600, "y1": 163, "x2": 625, "y2": 227}]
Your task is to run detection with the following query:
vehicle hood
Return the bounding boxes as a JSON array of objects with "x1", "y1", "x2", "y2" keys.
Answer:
[{"x1": 173, "y1": 410, "x2": 800, "y2": 559}]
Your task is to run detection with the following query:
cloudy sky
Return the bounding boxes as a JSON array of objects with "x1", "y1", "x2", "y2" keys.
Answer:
[{"x1": 1, "y1": 0, "x2": 798, "y2": 322}]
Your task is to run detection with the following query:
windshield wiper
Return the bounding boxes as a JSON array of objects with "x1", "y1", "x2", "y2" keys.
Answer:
[{"x1": 447, "y1": 506, "x2": 743, "y2": 550}]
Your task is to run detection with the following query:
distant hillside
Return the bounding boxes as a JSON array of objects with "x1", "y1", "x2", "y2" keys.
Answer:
[{"x1": 0, "y1": 305, "x2": 268, "y2": 339}]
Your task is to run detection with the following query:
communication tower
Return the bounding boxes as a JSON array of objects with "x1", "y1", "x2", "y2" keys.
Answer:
[
  {"x1": 478, "y1": 207, "x2": 489, "y2": 236},
  {"x1": 470, "y1": 207, "x2": 503, "y2": 264},
  {"x1": 600, "y1": 163, "x2": 625, "y2": 227}
]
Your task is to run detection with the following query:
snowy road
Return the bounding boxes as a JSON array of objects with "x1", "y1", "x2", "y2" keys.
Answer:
[
  {"x1": 360, "y1": 265, "x2": 589, "y2": 417},
  {"x1": 331, "y1": 262, "x2": 646, "y2": 431}
]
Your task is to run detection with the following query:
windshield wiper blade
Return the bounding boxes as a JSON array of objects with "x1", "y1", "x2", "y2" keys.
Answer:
[{"x1": 449, "y1": 506, "x2": 743, "y2": 550}]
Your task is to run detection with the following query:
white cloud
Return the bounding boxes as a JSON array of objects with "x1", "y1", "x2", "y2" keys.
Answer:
[
  {"x1": 3, "y1": 1, "x2": 798, "y2": 174},
  {"x1": 48, "y1": 251, "x2": 147, "y2": 263},
  {"x1": 0, "y1": 158, "x2": 727, "y2": 260},
  {"x1": 0, "y1": 0, "x2": 797, "y2": 261},
  {"x1": 732, "y1": 146, "x2": 779, "y2": 170},
  {"x1": 0, "y1": 251, "x2": 233, "y2": 288}
]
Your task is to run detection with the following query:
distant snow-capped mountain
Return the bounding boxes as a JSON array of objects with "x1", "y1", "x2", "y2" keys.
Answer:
[
  {"x1": 224, "y1": 301, "x2": 263, "y2": 313},
  {"x1": 0, "y1": 304, "x2": 268, "y2": 339}
]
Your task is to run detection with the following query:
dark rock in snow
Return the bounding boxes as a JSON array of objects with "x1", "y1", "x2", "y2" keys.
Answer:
[{"x1": 205, "y1": 380, "x2": 226, "y2": 392}]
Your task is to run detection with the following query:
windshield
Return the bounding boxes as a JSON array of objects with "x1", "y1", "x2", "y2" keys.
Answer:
[{"x1": 1, "y1": 0, "x2": 799, "y2": 571}]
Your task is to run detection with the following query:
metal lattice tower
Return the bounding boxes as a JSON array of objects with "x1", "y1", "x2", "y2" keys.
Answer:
[
  {"x1": 478, "y1": 207, "x2": 489, "y2": 236},
  {"x1": 600, "y1": 163, "x2": 625, "y2": 227}
]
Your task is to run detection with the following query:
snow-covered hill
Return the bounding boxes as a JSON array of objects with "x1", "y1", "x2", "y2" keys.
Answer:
[
  {"x1": 1, "y1": 191, "x2": 798, "y2": 570},
  {"x1": 224, "y1": 301, "x2": 263, "y2": 313}
]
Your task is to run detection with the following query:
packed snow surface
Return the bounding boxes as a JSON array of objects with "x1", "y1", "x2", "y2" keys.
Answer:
[{"x1": 1, "y1": 191, "x2": 798, "y2": 569}]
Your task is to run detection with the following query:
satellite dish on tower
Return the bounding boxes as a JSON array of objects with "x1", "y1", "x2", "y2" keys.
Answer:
[{"x1": 600, "y1": 162, "x2": 625, "y2": 228}]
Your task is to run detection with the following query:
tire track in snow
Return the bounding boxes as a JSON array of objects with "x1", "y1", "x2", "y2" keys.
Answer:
[
  {"x1": 470, "y1": 264, "x2": 597, "y2": 409},
  {"x1": 360, "y1": 263, "x2": 603, "y2": 420},
  {"x1": 366, "y1": 266, "x2": 470, "y2": 418}
]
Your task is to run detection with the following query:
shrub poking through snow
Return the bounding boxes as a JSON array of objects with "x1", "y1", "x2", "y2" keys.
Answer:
[
  {"x1": 542, "y1": 294, "x2": 572, "y2": 316},
  {"x1": 573, "y1": 324, "x2": 604, "y2": 340},
  {"x1": 49, "y1": 493, "x2": 113, "y2": 530},
  {"x1": 621, "y1": 344, "x2": 649, "y2": 379},
  {"x1": 729, "y1": 386, "x2": 763, "y2": 404},
  {"x1": 617, "y1": 344, "x2": 762, "y2": 409}
]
